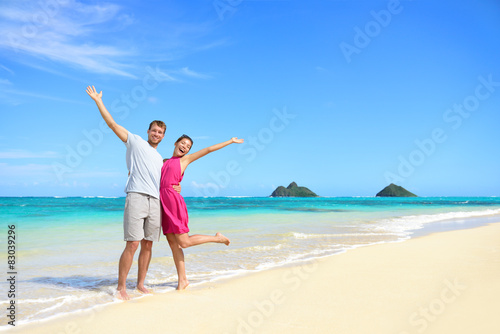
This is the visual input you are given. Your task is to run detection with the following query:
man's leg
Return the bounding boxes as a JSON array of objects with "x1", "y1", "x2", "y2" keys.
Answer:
[
  {"x1": 137, "y1": 239, "x2": 153, "y2": 293},
  {"x1": 117, "y1": 240, "x2": 140, "y2": 300},
  {"x1": 137, "y1": 195, "x2": 161, "y2": 293}
]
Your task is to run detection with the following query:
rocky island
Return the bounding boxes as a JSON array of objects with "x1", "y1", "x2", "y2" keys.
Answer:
[
  {"x1": 270, "y1": 182, "x2": 318, "y2": 197},
  {"x1": 376, "y1": 183, "x2": 417, "y2": 197}
]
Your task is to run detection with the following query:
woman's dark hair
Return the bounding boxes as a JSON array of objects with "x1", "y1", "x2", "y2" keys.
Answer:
[{"x1": 175, "y1": 134, "x2": 193, "y2": 147}]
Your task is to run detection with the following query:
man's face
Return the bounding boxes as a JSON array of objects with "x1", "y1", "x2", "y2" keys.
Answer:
[{"x1": 147, "y1": 124, "x2": 165, "y2": 146}]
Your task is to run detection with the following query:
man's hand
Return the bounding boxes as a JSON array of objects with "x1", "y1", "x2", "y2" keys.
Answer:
[
  {"x1": 86, "y1": 85, "x2": 128, "y2": 143},
  {"x1": 86, "y1": 85, "x2": 102, "y2": 102},
  {"x1": 172, "y1": 184, "x2": 181, "y2": 194}
]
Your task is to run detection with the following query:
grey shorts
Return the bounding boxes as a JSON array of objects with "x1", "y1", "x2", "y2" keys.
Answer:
[{"x1": 123, "y1": 192, "x2": 161, "y2": 242}]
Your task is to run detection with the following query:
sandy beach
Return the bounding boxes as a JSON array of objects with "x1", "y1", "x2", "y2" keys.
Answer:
[{"x1": 9, "y1": 222, "x2": 500, "y2": 334}]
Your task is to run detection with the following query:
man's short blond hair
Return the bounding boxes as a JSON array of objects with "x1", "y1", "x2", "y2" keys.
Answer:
[{"x1": 149, "y1": 120, "x2": 166, "y2": 133}]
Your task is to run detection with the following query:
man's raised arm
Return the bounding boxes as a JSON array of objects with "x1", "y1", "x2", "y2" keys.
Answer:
[{"x1": 86, "y1": 85, "x2": 128, "y2": 142}]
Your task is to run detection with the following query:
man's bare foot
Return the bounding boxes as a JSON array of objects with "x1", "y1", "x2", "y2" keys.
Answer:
[
  {"x1": 117, "y1": 289, "x2": 130, "y2": 300},
  {"x1": 137, "y1": 285, "x2": 151, "y2": 294},
  {"x1": 177, "y1": 280, "x2": 190, "y2": 290},
  {"x1": 216, "y1": 232, "x2": 230, "y2": 246}
]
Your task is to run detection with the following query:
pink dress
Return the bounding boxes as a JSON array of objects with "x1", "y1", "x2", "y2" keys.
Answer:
[{"x1": 160, "y1": 156, "x2": 189, "y2": 235}]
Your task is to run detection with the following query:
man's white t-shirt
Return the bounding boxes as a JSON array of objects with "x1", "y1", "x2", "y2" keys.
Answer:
[{"x1": 124, "y1": 132, "x2": 163, "y2": 199}]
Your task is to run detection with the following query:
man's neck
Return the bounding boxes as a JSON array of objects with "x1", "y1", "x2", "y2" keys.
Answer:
[{"x1": 148, "y1": 140, "x2": 158, "y2": 149}]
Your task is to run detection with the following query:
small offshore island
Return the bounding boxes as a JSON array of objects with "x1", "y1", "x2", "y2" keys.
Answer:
[
  {"x1": 376, "y1": 183, "x2": 417, "y2": 197},
  {"x1": 270, "y1": 182, "x2": 318, "y2": 197},
  {"x1": 270, "y1": 182, "x2": 417, "y2": 198}
]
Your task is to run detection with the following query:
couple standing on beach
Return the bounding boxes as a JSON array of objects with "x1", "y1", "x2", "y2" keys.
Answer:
[{"x1": 86, "y1": 86, "x2": 243, "y2": 300}]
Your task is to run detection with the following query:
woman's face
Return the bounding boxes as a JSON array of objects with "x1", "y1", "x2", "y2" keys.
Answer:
[{"x1": 174, "y1": 138, "x2": 192, "y2": 157}]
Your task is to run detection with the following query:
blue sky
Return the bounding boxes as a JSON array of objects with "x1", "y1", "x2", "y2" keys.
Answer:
[{"x1": 1, "y1": 0, "x2": 499, "y2": 197}]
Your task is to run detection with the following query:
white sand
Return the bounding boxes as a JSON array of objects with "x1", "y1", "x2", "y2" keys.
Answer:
[{"x1": 10, "y1": 223, "x2": 500, "y2": 334}]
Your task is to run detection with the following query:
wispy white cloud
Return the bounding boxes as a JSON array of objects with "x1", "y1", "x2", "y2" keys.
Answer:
[
  {"x1": 0, "y1": 0, "x2": 136, "y2": 78},
  {"x1": 0, "y1": 149, "x2": 61, "y2": 159},
  {"x1": 69, "y1": 170, "x2": 124, "y2": 178},
  {"x1": 153, "y1": 67, "x2": 178, "y2": 82},
  {"x1": 0, "y1": 78, "x2": 12, "y2": 85},
  {"x1": 179, "y1": 67, "x2": 211, "y2": 79},
  {"x1": 193, "y1": 39, "x2": 228, "y2": 53},
  {"x1": 191, "y1": 181, "x2": 217, "y2": 189},
  {"x1": 0, "y1": 64, "x2": 14, "y2": 75},
  {"x1": 0, "y1": 88, "x2": 86, "y2": 104},
  {"x1": 0, "y1": 162, "x2": 54, "y2": 176},
  {"x1": 147, "y1": 66, "x2": 211, "y2": 83},
  {"x1": 0, "y1": 162, "x2": 123, "y2": 186},
  {"x1": 147, "y1": 96, "x2": 159, "y2": 104},
  {"x1": 0, "y1": 1, "x2": 224, "y2": 82},
  {"x1": 192, "y1": 135, "x2": 210, "y2": 140}
]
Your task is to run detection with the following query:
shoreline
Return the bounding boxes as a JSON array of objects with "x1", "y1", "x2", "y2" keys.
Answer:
[
  {"x1": 6, "y1": 213, "x2": 497, "y2": 330},
  {"x1": 408, "y1": 212, "x2": 500, "y2": 238},
  {"x1": 7, "y1": 222, "x2": 500, "y2": 334}
]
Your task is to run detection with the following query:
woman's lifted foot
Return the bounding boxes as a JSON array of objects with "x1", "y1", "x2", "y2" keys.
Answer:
[{"x1": 216, "y1": 232, "x2": 230, "y2": 246}]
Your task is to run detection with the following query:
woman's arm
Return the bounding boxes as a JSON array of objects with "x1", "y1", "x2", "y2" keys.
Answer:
[{"x1": 180, "y1": 137, "x2": 244, "y2": 172}]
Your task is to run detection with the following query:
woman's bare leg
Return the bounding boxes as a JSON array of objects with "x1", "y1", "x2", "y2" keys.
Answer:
[
  {"x1": 166, "y1": 233, "x2": 189, "y2": 290},
  {"x1": 175, "y1": 232, "x2": 230, "y2": 248},
  {"x1": 137, "y1": 239, "x2": 153, "y2": 294}
]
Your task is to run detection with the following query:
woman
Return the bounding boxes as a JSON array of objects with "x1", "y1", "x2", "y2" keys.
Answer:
[{"x1": 160, "y1": 134, "x2": 244, "y2": 290}]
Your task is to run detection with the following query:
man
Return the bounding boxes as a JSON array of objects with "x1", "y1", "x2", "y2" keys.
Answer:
[{"x1": 86, "y1": 85, "x2": 178, "y2": 300}]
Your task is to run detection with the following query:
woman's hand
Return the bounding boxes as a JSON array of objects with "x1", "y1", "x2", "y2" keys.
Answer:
[{"x1": 231, "y1": 137, "x2": 244, "y2": 144}]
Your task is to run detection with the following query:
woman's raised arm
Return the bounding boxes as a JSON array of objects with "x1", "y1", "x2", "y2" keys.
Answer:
[{"x1": 180, "y1": 137, "x2": 244, "y2": 171}]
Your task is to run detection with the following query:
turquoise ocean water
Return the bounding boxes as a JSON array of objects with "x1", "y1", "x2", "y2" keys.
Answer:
[{"x1": 1, "y1": 196, "x2": 500, "y2": 328}]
